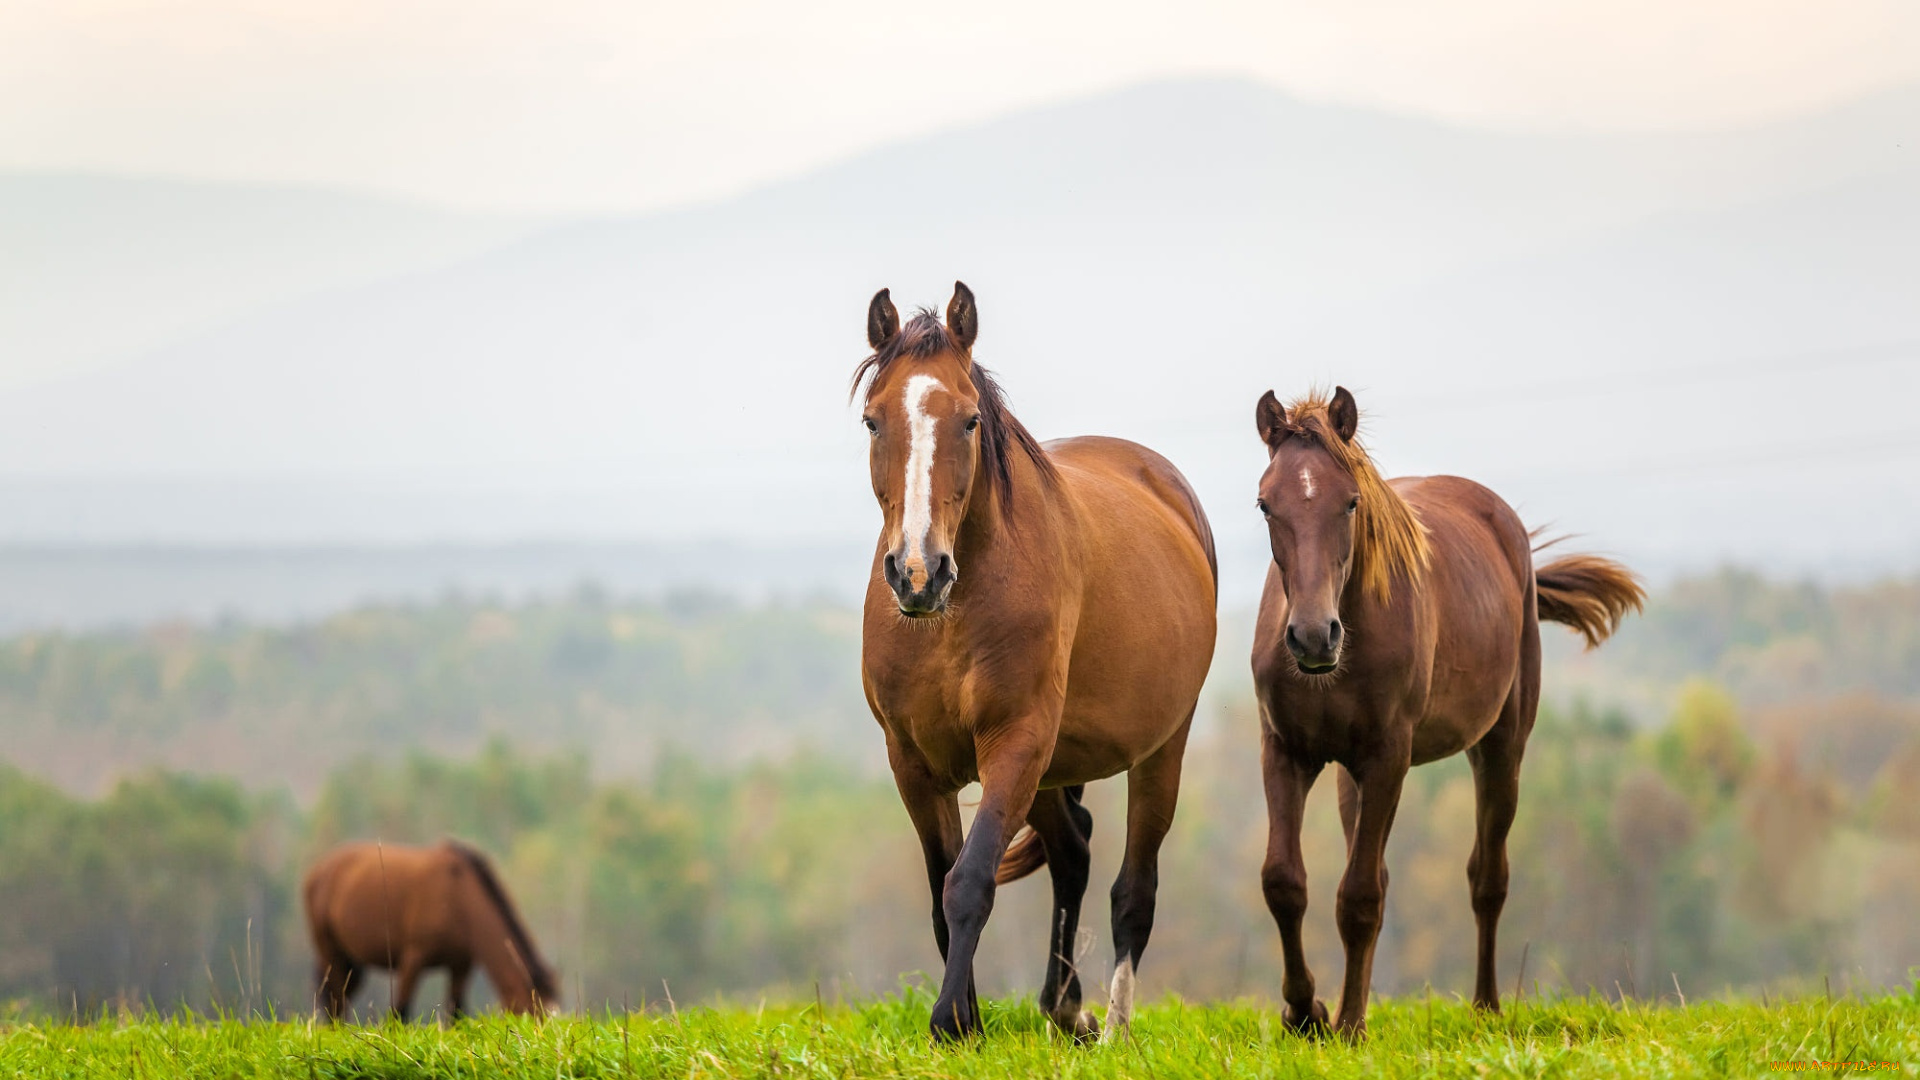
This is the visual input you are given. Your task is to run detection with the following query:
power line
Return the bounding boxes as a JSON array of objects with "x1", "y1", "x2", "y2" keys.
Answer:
[
  {"x1": 1489, "y1": 432, "x2": 1920, "y2": 483},
  {"x1": 1153, "y1": 339, "x2": 1920, "y2": 444},
  {"x1": 1389, "y1": 338, "x2": 1920, "y2": 409}
]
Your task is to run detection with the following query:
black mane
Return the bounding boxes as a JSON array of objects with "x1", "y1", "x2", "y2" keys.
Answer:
[{"x1": 447, "y1": 839, "x2": 557, "y2": 999}]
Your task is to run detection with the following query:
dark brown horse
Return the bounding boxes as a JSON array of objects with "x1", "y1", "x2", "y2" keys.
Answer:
[
  {"x1": 1249, "y1": 386, "x2": 1643, "y2": 1040},
  {"x1": 303, "y1": 840, "x2": 559, "y2": 1021},
  {"x1": 856, "y1": 283, "x2": 1217, "y2": 1041}
]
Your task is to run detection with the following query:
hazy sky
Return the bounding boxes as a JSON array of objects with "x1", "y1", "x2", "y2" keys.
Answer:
[{"x1": 4, "y1": 0, "x2": 1918, "y2": 214}]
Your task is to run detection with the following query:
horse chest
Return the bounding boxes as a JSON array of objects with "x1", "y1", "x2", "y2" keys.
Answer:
[
  {"x1": 865, "y1": 655, "x2": 977, "y2": 772},
  {"x1": 1260, "y1": 681, "x2": 1418, "y2": 765}
]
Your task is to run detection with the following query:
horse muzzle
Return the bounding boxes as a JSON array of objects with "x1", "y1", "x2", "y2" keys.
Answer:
[
  {"x1": 885, "y1": 550, "x2": 957, "y2": 617},
  {"x1": 1285, "y1": 617, "x2": 1344, "y2": 673}
]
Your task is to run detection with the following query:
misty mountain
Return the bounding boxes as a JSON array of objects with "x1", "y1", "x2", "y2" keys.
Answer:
[
  {"x1": 0, "y1": 172, "x2": 538, "y2": 388},
  {"x1": 0, "y1": 78, "x2": 1913, "y2": 577}
]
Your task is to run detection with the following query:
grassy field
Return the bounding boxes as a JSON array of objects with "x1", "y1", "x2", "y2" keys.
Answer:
[{"x1": 3, "y1": 988, "x2": 1917, "y2": 1078}]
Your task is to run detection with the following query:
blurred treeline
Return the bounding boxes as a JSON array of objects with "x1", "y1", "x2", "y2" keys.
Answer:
[
  {"x1": 0, "y1": 589, "x2": 872, "y2": 795},
  {"x1": 2, "y1": 569, "x2": 1919, "y2": 1016},
  {"x1": 0, "y1": 745, "x2": 910, "y2": 1017},
  {"x1": 1544, "y1": 569, "x2": 1920, "y2": 711}
]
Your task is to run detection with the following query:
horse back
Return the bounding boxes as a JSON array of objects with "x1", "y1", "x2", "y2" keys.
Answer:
[
  {"x1": 1396, "y1": 475, "x2": 1535, "y2": 761},
  {"x1": 1044, "y1": 435, "x2": 1218, "y2": 593},
  {"x1": 1396, "y1": 475, "x2": 1533, "y2": 588},
  {"x1": 1040, "y1": 436, "x2": 1218, "y2": 781},
  {"x1": 302, "y1": 842, "x2": 463, "y2": 967}
]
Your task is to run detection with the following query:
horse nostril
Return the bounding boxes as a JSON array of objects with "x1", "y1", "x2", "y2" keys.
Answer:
[{"x1": 1327, "y1": 619, "x2": 1343, "y2": 646}]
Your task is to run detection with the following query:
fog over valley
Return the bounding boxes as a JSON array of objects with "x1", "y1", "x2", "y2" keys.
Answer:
[{"x1": 2, "y1": 78, "x2": 1916, "y2": 624}]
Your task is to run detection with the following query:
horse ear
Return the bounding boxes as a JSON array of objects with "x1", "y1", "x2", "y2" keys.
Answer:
[
  {"x1": 946, "y1": 281, "x2": 978, "y2": 350},
  {"x1": 867, "y1": 288, "x2": 899, "y2": 350},
  {"x1": 1255, "y1": 390, "x2": 1287, "y2": 451},
  {"x1": 1328, "y1": 385, "x2": 1359, "y2": 442}
]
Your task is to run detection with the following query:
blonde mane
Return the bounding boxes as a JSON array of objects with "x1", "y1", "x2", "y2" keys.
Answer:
[{"x1": 1282, "y1": 390, "x2": 1430, "y2": 603}]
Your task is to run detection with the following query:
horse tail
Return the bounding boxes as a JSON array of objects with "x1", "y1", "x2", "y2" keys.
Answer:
[
  {"x1": 994, "y1": 785, "x2": 1088, "y2": 886},
  {"x1": 444, "y1": 839, "x2": 557, "y2": 1001},
  {"x1": 1533, "y1": 551, "x2": 1646, "y2": 648},
  {"x1": 996, "y1": 829, "x2": 1048, "y2": 885}
]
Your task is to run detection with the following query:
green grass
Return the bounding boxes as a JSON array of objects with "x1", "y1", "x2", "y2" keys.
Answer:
[{"x1": 3, "y1": 988, "x2": 1917, "y2": 1078}]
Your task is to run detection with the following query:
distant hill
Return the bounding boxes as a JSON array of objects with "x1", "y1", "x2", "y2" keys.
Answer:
[
  {"x1": 1545, "y1": 567, "x2": 1920, "y2": 724},
  {"x1": 0, "y1": 541, "x2": 864, "y2": 633},
  {"x1": 1266, "y1": 168, "x2": 1920, "y2": 577},
  {"x1": 0, "y1": 590, "x2": 876, "y2": 796},
  {"x1": 0, "y1": 78, "x2": 1914, "y2": 572}
]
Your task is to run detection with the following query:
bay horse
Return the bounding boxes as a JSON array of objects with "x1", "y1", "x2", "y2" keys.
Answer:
[
  {"x1": 303, "y1": 840, "x2": 559, "y2": 1021},
  {"x1": 855, "y1": 282, "x2": 1217, "y2": 1042},
  {"x1": 1249, "y1": 386, "x2": 1643, "y2": 1040}
]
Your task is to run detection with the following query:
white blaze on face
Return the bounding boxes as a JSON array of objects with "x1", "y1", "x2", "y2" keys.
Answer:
[
  {"x1": 1299, "y1": 467, "x2": 1316, "y2": 501},
  {"x1": 1101, "y1": 957, "x2": 1136, "y2": 1043},
  {"x1": 900, "y1": 374, "x2": 946, "y2": 569}
]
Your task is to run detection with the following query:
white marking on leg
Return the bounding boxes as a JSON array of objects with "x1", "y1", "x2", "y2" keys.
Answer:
[
  {"x1": 1299, "y1": 467, "x2": 1316, "y2": 500},
  {"x1": 1101, "y1": 957, "x2": 1135, "y2": 1043},
  {"x1": 900, "y1": 375, "x2": 945, "y2": 571}
]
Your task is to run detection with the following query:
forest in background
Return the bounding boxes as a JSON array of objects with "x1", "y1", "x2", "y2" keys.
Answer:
[{"x1": 2, "y1": 568, "x2": 1918, "y2": 1016}]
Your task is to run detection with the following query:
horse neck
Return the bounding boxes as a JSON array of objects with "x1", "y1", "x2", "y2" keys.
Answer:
[
  {"x1": 955, "y1": 437, "x2": 1065, "y2": 572},
  {"x1": 1340, "y1": 531, "x2": 1422, "y2": 630},
  {"x1": 459, "y1": 876, "x2": 541, "y2": 1007}
]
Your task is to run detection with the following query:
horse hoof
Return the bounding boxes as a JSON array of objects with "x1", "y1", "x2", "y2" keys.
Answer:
[
  {"x1": 929, "y1": 1008, "x2": 977, "y2": 1044},
  {"x1": 1333, "y1": 1015, "x2": 1368, "y2": 1044},
  {"x1": 1069, "y1": 1009, "x2": 1101, "y2": 1044},
  {"x1": 1283, "y1": 999, "x2": 1329, "y2": 1037}
]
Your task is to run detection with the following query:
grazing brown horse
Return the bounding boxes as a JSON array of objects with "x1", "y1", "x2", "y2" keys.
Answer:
[
  {"x1": 856, "y1": 283, "x2": 1217, "y2": 1042},
  {"x1": 303, "y1": 840, "x2": 559, "y2": 1021},
  {"x1": 1249, "y1": 386, "x2": 1643, "y2": 1040}
]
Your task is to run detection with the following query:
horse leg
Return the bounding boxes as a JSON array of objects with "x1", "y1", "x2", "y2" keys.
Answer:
[
  {"x1": 930, "y1": 727, "x2": 1049, "y2": 1042},
  {"x1": 1028, "y1": 785, "x2": 1097, "y2": 1041},
  {"x1": 447, "y1": 960, "x2": 472, "y2": 1022},
  {"x1": 314, "y1": 959, "x2": 335, "y2": 1020},
  {"x1": 327, "y1": 963, "x2": 366, "y2": 1022},
  {"x1": 1331, "y1": 753, "x2": 1408, "y2": 1042},
  {"x1": 1334, "y1": 765, "x2": 1389, "y2": 901},
  {"x1": 888, "y1": 736, "x2": 964, "y2": 955},
  {"x1": 390, "y1": 955, "x2": 425, "y2": 1023},
  {"x1": 316, "y1": 956, "x2": 355, "y2": 1022},
  {"x1": 1466, "y1": 679, "x2": 1532, "y2": 1011},
  {"x1": 1260, "y1": 730, "x2": 1327, "y2": 1035},
  {"x1": 887, "y1": 736, "x2": 968, "y2": 1029},
  {"x1": 1102, "y1": 715, "x2": 1191, "y2": 1043}
]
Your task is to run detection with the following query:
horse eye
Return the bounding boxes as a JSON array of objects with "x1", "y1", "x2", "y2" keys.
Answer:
[
  {"x1": 964, "y1": 416, "x2": 980, "y2": 434},
  {"x1": 1347, "y1": 497, "x2": 1359, "y2": 515},
  {"x1": 1255, "y1": 499, "x2": 1270, "y2": 517},
  {"x1": 863, "y1": 417, "x2": 878, "y2": 434}
]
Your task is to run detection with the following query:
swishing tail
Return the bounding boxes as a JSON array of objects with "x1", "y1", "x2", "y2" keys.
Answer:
[
  {"x1": 1533, "y1": 553, "x2": 1646, "y2": 648},
  {"x1": 996, "y1": 829, "x2": 1048, "y2": 885},
  {"x1": 994, "y1": 785, "x2": 1087, "y2": 885}
]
